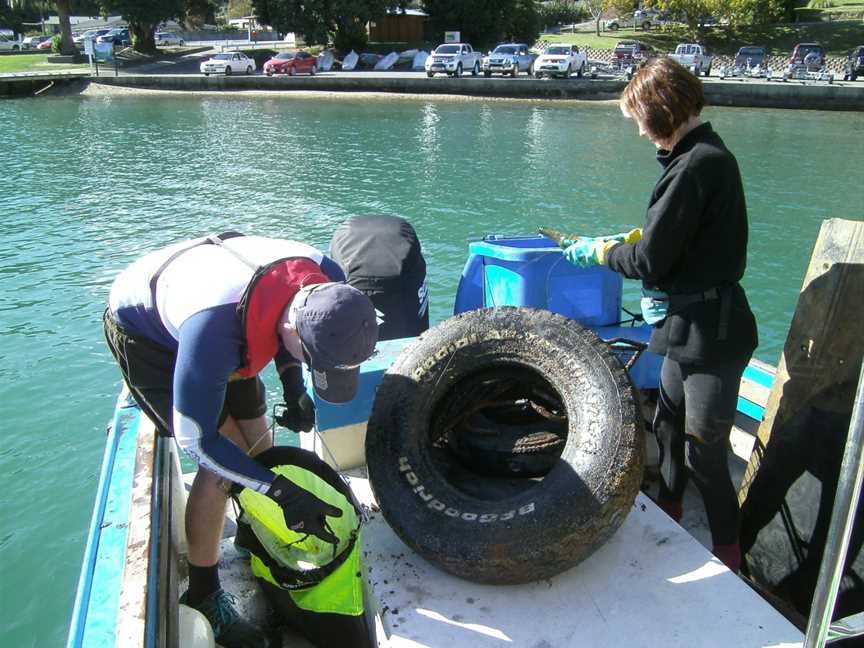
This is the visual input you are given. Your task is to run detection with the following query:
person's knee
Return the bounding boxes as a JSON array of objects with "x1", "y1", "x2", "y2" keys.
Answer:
[{"x1": 685, "y1": 434, "x2": 729, "y2": 478}]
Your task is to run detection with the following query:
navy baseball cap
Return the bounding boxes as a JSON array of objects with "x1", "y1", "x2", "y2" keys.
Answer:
[{"x1": 294, "y1": 283, "x2": 378, "y2": 404}]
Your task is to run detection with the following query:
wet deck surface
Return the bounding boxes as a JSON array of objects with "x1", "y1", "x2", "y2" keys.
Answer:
[{"x1": 195, "y1": 427, "x2": 799, "y2": 647}]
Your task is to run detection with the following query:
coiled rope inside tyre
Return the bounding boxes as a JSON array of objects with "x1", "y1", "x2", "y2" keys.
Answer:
[{"x1": 365, "y1": 307, "x2": 644, "y2": 585}]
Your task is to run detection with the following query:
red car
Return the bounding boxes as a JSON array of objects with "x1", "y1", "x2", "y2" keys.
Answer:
[
  {"x1": 263, "y1": 51, "x2": 318, "y2": 76},
  {"x1": 789, "y1": 42, "x2": 825, "y2": 68},
  {"x1": 37, "y1": 38, "x2": 54, "y2": 50}
]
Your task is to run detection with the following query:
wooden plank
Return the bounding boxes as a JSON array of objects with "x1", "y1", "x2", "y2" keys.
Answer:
[
  {"x1": 116, "y1": 412, "x2": 158, "y2": 648},
  {"x1": 739, "y1": 218, "x2": 864, "y2": 504}
]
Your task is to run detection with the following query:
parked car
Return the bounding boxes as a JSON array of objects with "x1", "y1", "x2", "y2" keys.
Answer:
[
  {"x1": 0, "y1": 34, "x2": 21, "y2": 52},
  {"x1": 22, "y1": 34, "x2": 51, "y2": 49},
  {"x1": 669, "y1": 43, "x2": 714, "y2": 76},
  {"x1": 73, "y1": 29, "x2": 110, "y2": 45},
  {"x1": 611, "y1": 40, "x2": 653, "y2": 70},
  {"x1": 734, "y1": 45, "x2": 767, "y2": 71},
  {"x1": 36, "y1": 37, "x2": 54, "y2": 50},
  {"x1": 844, "y1": 45, "x2": 864, "y2": 81},
  {"x1": 263, "y1": 50, "x2": 318, "y2": 76},
  {"x1": 720, "y1": 45, "x2": 769, "y2": 79},
  {"x1": 532, "y1": 43, "x2": 587, "y2": 79},
  {"x1": 97, "y1": 28, "x2": 131, "y2": 47},
  {"x1": 155, "y1": 31, "x2": 185, "y2": 47},
  {"x1": 481, "y1": 43, "x2": 535, "y2": 77},
  {"x1": 789, "y1": 42, "x2": 825, "y2": 69},
  {"x1": 200, "y1": 52, "x2": 256, "y2": 76},
  {"x1": 606, "y1": 9, "x2": 657, "y2": 31},
  {"x1": 425, "y1": 43, "x2": 483, "y2": 77}
]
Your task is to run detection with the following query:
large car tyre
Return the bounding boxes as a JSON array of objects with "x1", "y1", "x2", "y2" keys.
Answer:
[
  {"x1": 484, "y1": 70, "x2": 491, "y2": 78},
  {"x1": 365, "y1": 307, "x2": 644, "y2": 585},
  {"x1": 224, "y1": 66, "x2": 232, "y2": 76},
  {"x1": 577, "y1": 61, "x2": 585, "y2": 78},
  {"x1": 246, "y1": 65, "x2": 253, "y2": 75},
  {"x1": 534, "y1": 70, "x2": 543, "y2": 79},
  {"x1": 289, "y1": 65, "x2": 296, "y2": 76},
  {"x1": 703, "y1": 64, "x2": 711, "y2": 77},
  {"x1": 426, "y1": 71, "x2": 434, "y2": 78},
  {"x1": 564, "y1": 63, "x2": 572, "y2": 79},
  {"x1": 511, "y1": 65, "x2": 518, "y2": 78},
  {"x1": 455, "y1": 63, "x2": 463, "y2": 77},
  {"x1": 473, "y1": 61, "x2": 480, "y2": 76},
  {"x1": 310, "y1": 64, "x2": 317, "y2": 75},
  {"x1": 179, "y1": 40, "x2": 185, "y2": 47},
  {"x1": 203, "y1": 72, "x2": 209, "y2": 77}
]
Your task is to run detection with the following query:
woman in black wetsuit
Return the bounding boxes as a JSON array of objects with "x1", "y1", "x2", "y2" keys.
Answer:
[{"x1": 564, "y1": 57, "x2": 757, "y2": 571}]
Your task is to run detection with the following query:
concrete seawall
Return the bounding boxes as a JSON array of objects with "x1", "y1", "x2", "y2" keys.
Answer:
[
  {"x1": 92, "y1": 74, "x2": 864, "y2": 111},
  {"x1": 4, "y1": 72, "x2": 864, "y2": 111}
]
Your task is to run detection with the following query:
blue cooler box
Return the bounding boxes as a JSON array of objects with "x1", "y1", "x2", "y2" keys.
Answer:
[
  {"x1": 454, "y1": 235, "x2": 623, "y2": 326},
  {"x1": 454, "y1": 234, "x2": 661, "y2": 389}
]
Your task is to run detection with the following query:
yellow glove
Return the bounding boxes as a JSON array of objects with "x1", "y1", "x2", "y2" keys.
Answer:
[{"x1": 604, "y1": 228, "x2": 642, "y2": 245}]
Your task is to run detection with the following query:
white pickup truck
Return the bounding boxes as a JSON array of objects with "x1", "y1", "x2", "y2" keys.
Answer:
[
  {"x1": 669, "y1": 43, "x2": 714, "y2": 77},
  {"x1": 425, "y1": 43, "x2": 483, "y2": 77}
]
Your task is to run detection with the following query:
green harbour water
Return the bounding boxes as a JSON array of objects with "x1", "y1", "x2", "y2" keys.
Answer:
[{"x1": 1, "y1": 92, "x2": 862, "y2": 646}]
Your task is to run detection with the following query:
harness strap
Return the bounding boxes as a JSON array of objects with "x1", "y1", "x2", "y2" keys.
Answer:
[
  {"x1": 148, "y1": 231, "x2": 246, "y2": 308},
  {"x1": 667, "y1": 285, "x2": 734, "y2": 342},
  {"x1": 206, "y1": 233, "x2": 260, "y2": 270}
]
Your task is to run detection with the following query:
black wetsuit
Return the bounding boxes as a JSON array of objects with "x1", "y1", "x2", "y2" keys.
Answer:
[{"x1": 606, "y1": 122, "x2": 758, "y2": 547}]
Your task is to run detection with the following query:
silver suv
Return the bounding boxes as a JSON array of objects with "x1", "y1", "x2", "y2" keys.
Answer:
[{"x1": 0, "y1": 35, "x2": 21, "y2": 52}]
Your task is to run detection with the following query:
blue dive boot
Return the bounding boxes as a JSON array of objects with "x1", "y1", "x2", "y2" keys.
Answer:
[{"x1": 180, "y1": 589, "x2": 267, "y2": 648}]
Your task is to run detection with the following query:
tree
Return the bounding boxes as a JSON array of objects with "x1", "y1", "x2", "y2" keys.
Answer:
[
  {"x1": 227, "y1": 0, "x2": 253, "y2": 20},
  {"x1": 605, "y1": 0, "x2": 638, "y2": 16},
  {"x1": 422, "y1": 0, "x2": 540, "y2": 49},
  {"x1": 183, "y1": 0, "x2": 217, "y2": 28},
  {"x1": 721, "y1": 0, "x2": 791, "y2": 25},
  {"x1": 581, "y1": 0, "x2": 605, "y2": 36},
  {"x1": 98, "y1": 0, "x2": 185, "y2": 51},
  {"x1": 57, "y1": 1, "x2": 102, "y2": 54},
  {"x1": 253, "y1": 0, "x2": 389, "y2": 51},
  {"x1": 537, "y1": 0, "x2": 589, "y2": 31},
  {"x1": 643, "y1": 0, "x2": 723, "y2": 33},
  {"x1": 504, "y1": 0, "x2": 540, "y2": 45}
]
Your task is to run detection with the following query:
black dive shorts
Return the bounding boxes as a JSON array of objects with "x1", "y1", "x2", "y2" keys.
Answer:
[{"x1": 103, "y1": 309, "x2": 266, "y2": 436}]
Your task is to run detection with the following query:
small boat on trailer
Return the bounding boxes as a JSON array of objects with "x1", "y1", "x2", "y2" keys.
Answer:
[{"x1": 69, "y1": 230, "x2": 864, "y2": 647}]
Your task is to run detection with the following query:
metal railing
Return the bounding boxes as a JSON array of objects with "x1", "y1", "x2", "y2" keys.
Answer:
[{"x1": 804, "y1": 361, "x2": 864, "y2": 646}]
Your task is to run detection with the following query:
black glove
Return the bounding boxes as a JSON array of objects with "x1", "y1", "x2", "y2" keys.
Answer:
[
  {"x1": 266, "y1": 474, "x2": 342, "y2": 545},
  {"x1": 275, "y1": 391, "x2": 316, "y2": 432}
]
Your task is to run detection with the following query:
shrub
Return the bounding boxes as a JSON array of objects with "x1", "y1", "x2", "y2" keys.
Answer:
[
  {"x1": 50, "y1": 34, "x2": 61, "y2": 53},
  {"x1": 538, "y1": 0, "x2": 589, "y2": 30}
]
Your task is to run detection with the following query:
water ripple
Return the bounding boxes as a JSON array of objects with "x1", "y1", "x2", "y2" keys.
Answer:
[{"x1": 1, "y1": 95, "x2": 863, "y2": 647}]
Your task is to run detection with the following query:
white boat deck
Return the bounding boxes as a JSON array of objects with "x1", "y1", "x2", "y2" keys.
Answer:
[{"x1": 205, "y1": 432, "x2": 803, "y2": 648}]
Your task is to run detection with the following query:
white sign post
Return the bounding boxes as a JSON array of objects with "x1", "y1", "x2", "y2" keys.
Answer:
[
  {"x1": 83, "y1": 37, "x2": 95, "y2": 74},
  {"x1": 444, "y1": 31, "x2": 460, "y2": 44}
]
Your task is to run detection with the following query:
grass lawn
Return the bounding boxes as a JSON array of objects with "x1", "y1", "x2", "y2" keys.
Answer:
[
  {"x1": 0, "y1": 53, "x2": 91, "y2": 74},
  {"x1": 541, "y1": 20, "x2": 864, "y2": 56}
]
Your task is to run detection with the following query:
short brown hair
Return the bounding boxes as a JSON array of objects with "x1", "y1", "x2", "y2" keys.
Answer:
[{"x1": 620, "y1": 57, "x2": 705, "y2": 141}]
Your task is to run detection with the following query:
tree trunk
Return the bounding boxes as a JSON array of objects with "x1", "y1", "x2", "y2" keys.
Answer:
[
  {"x1": 130, "y1": 22, "x2": 157, "y2": 53},
  {"x1": 54, "y1": 0, "x2": 76, "y2": 56},
  {"x1": 595, "y1": 18, "x2": 601, "y2": 37}
]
